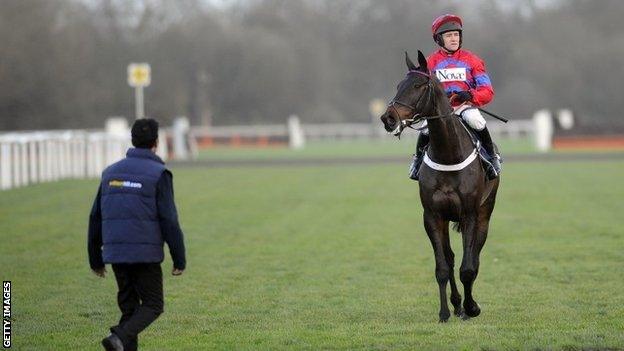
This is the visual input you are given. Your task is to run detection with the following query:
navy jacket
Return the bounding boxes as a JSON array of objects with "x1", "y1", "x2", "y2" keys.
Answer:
[{"x1": 88, "y1": 148, "x2": 186, "y2": 269}]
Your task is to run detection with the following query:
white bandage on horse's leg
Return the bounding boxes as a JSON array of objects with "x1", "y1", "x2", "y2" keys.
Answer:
[
  {"x1": 461, "y1": 108, "x2": 486, "y2": 131},
  {"x1": 420, "y1": 120, "x2": 429, "y2": 135}
]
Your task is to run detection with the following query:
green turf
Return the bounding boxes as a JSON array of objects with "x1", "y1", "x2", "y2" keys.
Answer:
[
  {"x1": 196, "y1": 136, "x2": 536, "y2": 160},
  {"x1": 1, "y1": 160, "x2": 623, "y2": 350}
]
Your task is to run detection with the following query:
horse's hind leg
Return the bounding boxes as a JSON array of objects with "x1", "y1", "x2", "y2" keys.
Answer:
[
  {"x1": 442, "y1": 225, "x2": 463, "y2": 317},
  {"x1": 424, "y1": 212, "x2": 451, "y2": 323}
]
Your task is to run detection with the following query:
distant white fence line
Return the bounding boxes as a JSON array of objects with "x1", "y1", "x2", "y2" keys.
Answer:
[
  {"x1": 0, "y1": 114, "x2": 176, "y2": 191},
  {"x1": 0, "y1": 130, "x2": 131, "y2": 190},
  {"x1": 303, "y1": 119, "x2": 535, "y2": 140},
  {"x1": 188, "y1": 121, "x2": 386, "y2": 142},
  {"x1": 188, "y1": 118, "x2": 536, "y2": 144}
]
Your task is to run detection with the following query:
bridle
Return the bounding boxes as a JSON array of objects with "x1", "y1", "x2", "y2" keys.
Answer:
[
  {"x1": 387, "y1": 67, "x2": 485, "y2": 173},
  {"x1": 387, "y1": 70, "x2": 453, "y2": 137}
]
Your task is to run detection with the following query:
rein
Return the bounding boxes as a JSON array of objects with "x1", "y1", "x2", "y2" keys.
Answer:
[{"x1": 387, "y1": 70, "x2": 454, "y2": 137}]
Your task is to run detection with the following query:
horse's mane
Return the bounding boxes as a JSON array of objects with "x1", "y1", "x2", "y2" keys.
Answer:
[{"x1": 428, "y1": 73, "x2": 453, "y2": 115}]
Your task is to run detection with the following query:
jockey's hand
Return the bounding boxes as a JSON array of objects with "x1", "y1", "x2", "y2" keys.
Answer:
[{"x1": 452, "y1": 91, "x2": 472, "y2": 104}]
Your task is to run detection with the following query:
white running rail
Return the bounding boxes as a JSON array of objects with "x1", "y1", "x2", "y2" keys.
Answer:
[{"x1": 0, "y1": 130, "x2": 131, "y2": 191}]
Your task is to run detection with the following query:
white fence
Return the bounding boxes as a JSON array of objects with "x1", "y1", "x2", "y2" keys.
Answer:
[
  {"x1": 488, "y1": 119, "x2": 535, "y2": 139},
  {"x1": 189, "y1": 118, "x2": 536, "y2": 144},
  {"x1": 0, "y1": 130, "x2": 131, "y2": 190},
  {"x1": 0, "y1": 114, "x2": 544, "y2": 191},
  {"x1": 305, "y1": 119, "x2": 535, "y2": 140}
]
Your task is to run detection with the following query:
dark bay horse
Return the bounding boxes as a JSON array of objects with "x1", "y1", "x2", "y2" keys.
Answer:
[{"x1": 380, "y1": 51, "x2": 500, "y2": 322}]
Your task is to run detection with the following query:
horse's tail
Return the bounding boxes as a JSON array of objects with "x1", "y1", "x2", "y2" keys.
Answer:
[{"x1": 451, "y1": 221, "x2": 463, "y2": 233}]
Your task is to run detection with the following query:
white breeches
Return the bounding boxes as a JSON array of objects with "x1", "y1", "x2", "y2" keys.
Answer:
[
  {"x1": 419, "y1": 105, "x2": 486, "y2": 136},
  {"x1": 459, "y1": 106, "x2": 487, "y2": 131}
]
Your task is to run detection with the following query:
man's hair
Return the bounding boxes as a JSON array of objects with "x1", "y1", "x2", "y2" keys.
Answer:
[{"x1": 131, "y1": 118, "x2": 159, "y2": 149}]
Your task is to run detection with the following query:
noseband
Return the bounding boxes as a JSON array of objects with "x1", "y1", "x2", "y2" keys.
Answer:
[{"x1": 387, "y1": 70, "x2": 453, "y2": 137}]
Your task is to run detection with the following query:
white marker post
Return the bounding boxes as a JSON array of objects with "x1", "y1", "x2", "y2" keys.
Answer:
[
  {"x1": 127, "y1": 63, "x2": 151, "y2": 119},
  {"x1": 533, "y1": 109, "x2": 553, "y2": 153}
]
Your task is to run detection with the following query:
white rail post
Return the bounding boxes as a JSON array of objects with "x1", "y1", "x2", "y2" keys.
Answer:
[
  {"x1": 156, "y1": 129, "x2": 168, "y2": 161},
  {"x1": 557, "y1": 109, "x2": 575, "y2": 130},
  {"x1": 63, "y1": 132, "x2": 72, "y2": 179},
  {"x1": 105, "y1": 117, "x2": 129, "y2": 166},
  {"x1": 12, "y1": 141, "x2": 22, "y2": 188},
  {"x1": 86, "y1": 137, "x2": 94, "y2": 177},
  {"x1": 58, "y1": 134, "x2": 67, "y2": 180},
  {"x1": 67, "y1": 133, "x2": 77, "y2": 178},
  {"x1": 0, "y1": 139, "x2": 12, "y2": 190},
  {"x1": 43, "y1": 138, "x2": 50, "y2": 182},
  {"x1": 72, "y1": 133, "x2": 84, "y2": 178},
  {"x1": 94, "y1": 135, "x2": 104, "y2": 176},
  {"x1": 77, "y1": 133, "x2": 86, "y2": 178},
  {"x1": 49, "y1": 138, "x2": 59, "y2": 181},
  {"x1": 172, "y1": 116, "x2": 190, "y2": 160},
  {"x1": 29, "y1": 139, "x2": 38, "y2": 183},
  {"x1": 39, "y1": 138, "x2": 48, "y2": 182},
  {"x1": 288, "y1": 115, "x2": 305, "y2": 150},
  {"x1": 533, "y1": 109, "x2": 553, "y2": 153},
  {"x1": 19, "y1": 138, "x2": 28, "y2": 186}
]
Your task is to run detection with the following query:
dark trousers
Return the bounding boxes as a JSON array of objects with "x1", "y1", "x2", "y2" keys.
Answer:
[{"x1": 110, "y1": 263, "x2": 164, "y2": 351}]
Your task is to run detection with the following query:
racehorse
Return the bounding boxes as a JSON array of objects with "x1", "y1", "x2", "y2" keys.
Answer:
[{"x1": 380, "y1": 51, "x2": 500, "y2": 322}]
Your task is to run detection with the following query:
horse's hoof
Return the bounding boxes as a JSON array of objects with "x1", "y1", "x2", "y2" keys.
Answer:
[
  {"x1": 439, "y1": 309, "x2": 450, "y2": 323},
  {"x1": 464, "y1": 301, "x2": 481, "y2": 318},
  {"x1": 454, "y1": 307, "x2": 464, "y2": 318}
]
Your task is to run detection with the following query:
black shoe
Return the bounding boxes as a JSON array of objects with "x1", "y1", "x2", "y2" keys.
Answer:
[
  {"x1": 475, "y1": 127, "x2": 501, "y2": 180},
  {"x1": 409, "y1": 133, "x2": 429, "y2": 181},
  {"x1": 486, "y1": 154, "x2": 502, "y2": 180},
  {"x1": 102, "y1": 333, "x2": 124, "y2": 351},
  {"x1": 409, "y1": 152, "x2": 424, "y2": 181}
]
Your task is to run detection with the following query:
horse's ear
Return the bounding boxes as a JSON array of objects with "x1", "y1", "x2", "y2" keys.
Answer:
[
  {"x1": 405, "y1": 51, "x2": 417, "y2": 71},
  {"x1": 417, "y1": 50, "x2": 428, "y2": 72}
]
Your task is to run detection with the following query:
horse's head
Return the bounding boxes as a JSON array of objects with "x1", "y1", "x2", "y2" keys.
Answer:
[{"x1": 380, "y1": 50, "x2": 436, "y2": 137}]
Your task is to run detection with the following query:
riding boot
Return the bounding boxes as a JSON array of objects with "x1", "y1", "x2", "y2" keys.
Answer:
[
  {"x1": 476, "y1": 127, "x2": 501, "y2": 179},
  {"x1": 409, "y1": 133, "x2": 430, "y2": 181}
]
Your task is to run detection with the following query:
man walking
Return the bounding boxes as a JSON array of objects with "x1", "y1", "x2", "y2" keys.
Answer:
[{"x1": 88, "y1": 118, "x2": 186, "y2": 351}]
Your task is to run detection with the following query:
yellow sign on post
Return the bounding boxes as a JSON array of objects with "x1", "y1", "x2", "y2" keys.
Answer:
[
  {"x1": 127, "y1": 63, "x2": 151, "y2": 87},
  {"x1": 127, "y1": 63, "x2": 151, "y2": 119},
  {"x1": 369, "y1": 98, "x2": 387, "y2": 118}
]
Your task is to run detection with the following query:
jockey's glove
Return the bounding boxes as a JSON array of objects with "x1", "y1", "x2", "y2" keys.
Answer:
[{"x1": 453, "y1": 91, "x2": 472, "y2": 103}]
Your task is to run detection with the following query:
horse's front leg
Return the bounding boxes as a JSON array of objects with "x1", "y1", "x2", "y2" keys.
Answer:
[
  {"x1": 460, "y1": 217, "x2": 482, "y2": 318},
  {"x1": 423, "y1": 211, "x2": 451, "y2": 323}
]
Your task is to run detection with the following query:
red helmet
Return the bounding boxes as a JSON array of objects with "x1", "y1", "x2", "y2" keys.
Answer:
[
  {"x1": 431, "y1": 14, "x2": 463, "y2": 37},
  {"x1": 431, "y1": 14, "x2": 463, "y2": 50}
]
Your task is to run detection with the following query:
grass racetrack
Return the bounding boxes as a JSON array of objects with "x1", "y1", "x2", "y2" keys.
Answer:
[{"x1": 1, "y1": 143, "x2": 623, "y2": 350}]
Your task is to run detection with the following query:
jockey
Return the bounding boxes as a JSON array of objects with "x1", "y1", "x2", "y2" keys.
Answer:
[{"x1": 410, "y1": 14, "x2": 501, "y2": 180}]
